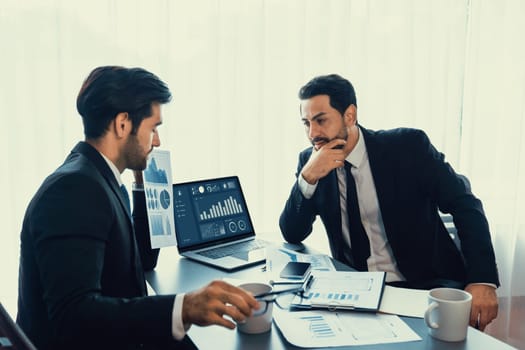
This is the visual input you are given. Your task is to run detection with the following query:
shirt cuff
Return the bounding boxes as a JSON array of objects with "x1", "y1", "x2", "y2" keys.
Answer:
[
  {"x1": 467, "y1": 282, "x2": 497, "y2": 289},
  {"x1": 298, "y1": 173, "x2": 317, "y2": 199},
  {"x1": 172, "y1": 293, "x2": 190, "y2": 340}
]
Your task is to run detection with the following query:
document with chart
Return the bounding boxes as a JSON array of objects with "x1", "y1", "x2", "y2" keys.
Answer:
[
  {"x1": 290, "y1": 271, "x2": 386, "y2": 311},
  {"x1": 274, "y1": 309, "x2": 420, "y2": 347},
  {"x1": 143, "y1": 149, "x2": 177, "y2": 248}
]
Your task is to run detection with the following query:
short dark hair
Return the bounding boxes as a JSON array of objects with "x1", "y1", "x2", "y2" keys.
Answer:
[
  {"x1": 298, "y1": 74, "x2": 357, "y2": 116},
  {"x1": 76, "y1": 66, "x2": 172, "y2": 139}
]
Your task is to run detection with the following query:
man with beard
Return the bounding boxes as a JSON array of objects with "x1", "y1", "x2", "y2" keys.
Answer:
[
  {"x1": 17, "y1": 66, "x2": 259, "y2": 350},
  {"x1": 279, "y1": 74, "x2": 499, "y2": 331}
]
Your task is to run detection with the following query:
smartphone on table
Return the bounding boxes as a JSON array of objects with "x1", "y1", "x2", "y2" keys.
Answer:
[{"x1": 279, "y1": 262, "x2": 312, "y2": 280}]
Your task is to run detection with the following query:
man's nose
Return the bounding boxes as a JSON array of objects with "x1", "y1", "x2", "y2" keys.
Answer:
[
  {"x1": 152, "y1": 132, "x2": 161, "y2": 147},
  {"x1": 308, "y1": 123, "x2": 319, "y2": 140}
]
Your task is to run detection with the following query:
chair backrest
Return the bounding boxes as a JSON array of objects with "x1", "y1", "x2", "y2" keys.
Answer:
[
  {"x1": 439, "y1": 173, "x2": 471, "y2": 251},
  {"x1": 0, "y1": 303, "x2": 37, "y2": 350},
  {"x1": 440, "y1": 212, "x2": 461, "y2": 250}
]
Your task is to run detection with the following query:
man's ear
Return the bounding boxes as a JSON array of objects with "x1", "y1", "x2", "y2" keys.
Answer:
[
  {"x1": 114, "y1": 112, "x2": 131, "y2": 138},
  {"x1": 343, "y1": 104, "x2": 357, "y2": 126}
]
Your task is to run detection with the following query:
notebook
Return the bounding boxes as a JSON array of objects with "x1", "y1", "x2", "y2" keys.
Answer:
[{"x1": 172, "y1": 176, "x2": 269, "y2": 271}]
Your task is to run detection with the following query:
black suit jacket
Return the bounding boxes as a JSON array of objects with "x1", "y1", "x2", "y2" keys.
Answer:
[
  {"x1": 17, "y1": 142, "x2": 195, "y2": 350},
  {"x1": 280, "y1": 127, "x2": 499, "y2": 288}
]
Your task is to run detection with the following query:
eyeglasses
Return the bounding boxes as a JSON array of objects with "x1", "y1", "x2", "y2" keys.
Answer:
[{"x1": 254, "y1": 275, "x2": 314, "y2": 309}]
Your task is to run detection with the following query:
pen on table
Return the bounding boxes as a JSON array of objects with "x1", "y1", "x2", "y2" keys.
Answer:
[
  {"x1": 302, "y1": 274, "x2": 315, "y2": 292},
  {"x1": 254, "y1": 286, "x2": 303, "y2": 301},
  {"x1": 270, "y1": 279, "x2": 305, "y2": 285}
]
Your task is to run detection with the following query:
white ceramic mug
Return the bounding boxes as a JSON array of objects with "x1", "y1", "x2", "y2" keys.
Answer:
[
  {"x1": 237, "y1": 282, "x2": 274, "y2": 334},
  {"x1": 424, "y1": 287, "x2": 472, "y2": 342}
]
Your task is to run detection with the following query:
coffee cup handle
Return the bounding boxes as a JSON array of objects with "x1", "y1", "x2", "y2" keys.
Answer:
[{"x1": 424, "y1": 301, "x2": 439, "y2": 329}]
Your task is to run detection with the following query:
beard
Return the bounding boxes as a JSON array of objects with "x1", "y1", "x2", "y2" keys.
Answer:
[
  {"x1": 311, "y1": 126, "x2": 349, "y2": 149},
  {"x1": 124, "y1": 134, "x2": 150, "y2": 171}
]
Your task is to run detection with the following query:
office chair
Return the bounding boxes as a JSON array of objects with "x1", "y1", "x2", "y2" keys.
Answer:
[
  {"x1": 440, "y1": 212, "x2": 461, "y2": 250},
  {"x1": 0, "y1": 302, "x2": 37, "y2": 350},
  {"x1": 439, "y1": 174, "x2": 472, "y2": 250}
]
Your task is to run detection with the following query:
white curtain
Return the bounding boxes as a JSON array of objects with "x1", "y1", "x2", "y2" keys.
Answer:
[
  {"x1": 460, "y1": 0, "x2": 525, "y2": 344},
  {"x1": 0, "y1": 0, "x2": 523, "y2": 346}
]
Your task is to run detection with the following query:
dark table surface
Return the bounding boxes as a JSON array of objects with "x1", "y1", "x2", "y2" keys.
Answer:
[{"x1": 145, "y1": 244, "x2": 516, "y2": 350}]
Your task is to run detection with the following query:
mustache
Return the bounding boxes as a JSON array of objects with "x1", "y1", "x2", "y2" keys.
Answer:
[{"x1": 311, "y1": 137, "x2": 330, "y2": 145}]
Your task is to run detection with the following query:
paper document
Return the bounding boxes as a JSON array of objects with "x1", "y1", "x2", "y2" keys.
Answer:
[
  {"x1": 143, "y1": 149, "x2": 177, "y2": 248},
  {"x1": 291, "y1": 252, "x2": 335, "y2": 272},
  {"x1": 266, "y1": 246, "x2": 335, "y2": 273},
  {"x1": 291, "y1": 271, "x2": 386, "y2": 311},
  {"x1": 273, "y1": 308, "x2": 421, "y2": 347},
  {"x1": 379, "y1": 285, "x2": 429, "y2": 318}
]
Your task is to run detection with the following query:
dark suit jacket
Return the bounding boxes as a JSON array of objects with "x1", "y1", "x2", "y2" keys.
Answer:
[
  {"x1": 17, "y1": 142, "x2": 195, "y2": 350},
  {"x1": 280, "y1": 127, "x2": 499, "y2": 288}
]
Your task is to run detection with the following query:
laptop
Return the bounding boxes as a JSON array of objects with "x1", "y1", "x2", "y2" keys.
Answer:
[{"x1": 172, "y1": 176, "x2": 269, "y2": 271}]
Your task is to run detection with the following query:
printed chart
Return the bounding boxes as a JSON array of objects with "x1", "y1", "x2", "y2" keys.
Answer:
[
  {"x1": 273, "y1": 309, "x2": 420, "y2": 347},
  {"x1": 143, "y1": 149, "x2": 177, "y2": 248}
]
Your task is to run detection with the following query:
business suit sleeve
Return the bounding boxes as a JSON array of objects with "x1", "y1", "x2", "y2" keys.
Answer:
[
  {"x1": 31, "y1": 174, "x2": 176, "y2": 347},
  {"x1": 412, "y1": 130, "x2": 499, "y2": 285},
  {"x1": 279, "y1": 152, "x2": 318, "y2": 243},
  {"x1": 132, "y1": 189, "x2": 160, "y2": 271}
]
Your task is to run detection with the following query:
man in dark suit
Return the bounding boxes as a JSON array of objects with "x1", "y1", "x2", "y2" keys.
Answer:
[
  {"x1": 17, "y1": 66, "x2": 259, "y2": 350},
  {"x1": 280, "y1": 74, "x2": 499, "y2": 331}
]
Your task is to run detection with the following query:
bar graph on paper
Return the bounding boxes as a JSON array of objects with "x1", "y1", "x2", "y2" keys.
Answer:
[
  {"x1": 304, "y1": 291, "x2": 361, "y2": 303},
  {"x1": 300, "y1": 315, "x2": 336, "y2": 339},
  {"x1": 273, "y1": 309, "x2": 422, "y2": 347},
  {"x1": 150, "y1": 214, "x2": 172, "y2": 236},
  {"x1": 298, "y1": 313, "x2": 395, "y2": 341},
  {"x1": 302, "y1": 276, "x2": 370, "y2": 306},
  {"x1": 291, "y1": 271, "x2": 386, "y2": 310}
]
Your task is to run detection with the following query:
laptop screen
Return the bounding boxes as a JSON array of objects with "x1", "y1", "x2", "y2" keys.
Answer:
[{"x1": 173, "y1": 176, "x2": 255, "y2": 250}]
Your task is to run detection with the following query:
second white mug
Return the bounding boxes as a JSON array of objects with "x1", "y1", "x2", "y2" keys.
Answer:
[{"x1": 424, "y1": 287, "x2": 472, "y2": 342}]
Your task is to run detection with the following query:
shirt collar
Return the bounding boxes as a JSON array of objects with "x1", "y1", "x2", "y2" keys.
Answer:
[
  {"x1": 99, "y1": 152, "x2": 123, "y2": 187},
  {"x1": 346, "y1": 127, "x2": 367, "y2": 168}
]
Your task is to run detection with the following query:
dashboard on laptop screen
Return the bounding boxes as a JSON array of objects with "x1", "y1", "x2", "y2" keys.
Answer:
[{"x1": 172, "y1": 177, "x2": 254, "y2": 248}]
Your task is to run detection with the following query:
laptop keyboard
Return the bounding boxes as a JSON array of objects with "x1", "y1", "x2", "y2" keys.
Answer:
[{"x1": 198, "y1": 240, "x2": 268, "y2": 259}]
